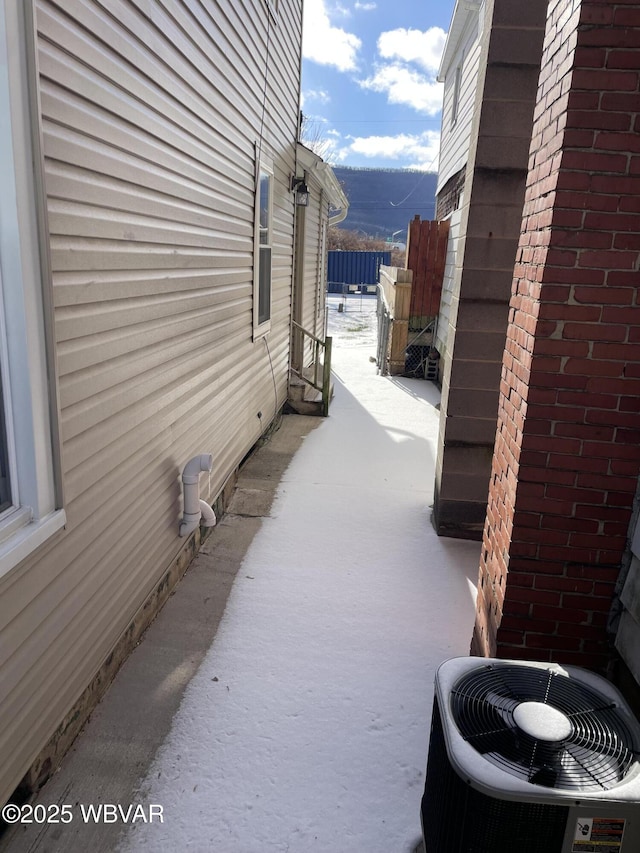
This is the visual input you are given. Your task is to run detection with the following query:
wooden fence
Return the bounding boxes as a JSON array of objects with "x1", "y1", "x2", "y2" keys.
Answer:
[{"x1": 405, "y1": 216, "x2": 449, "y2": 331}]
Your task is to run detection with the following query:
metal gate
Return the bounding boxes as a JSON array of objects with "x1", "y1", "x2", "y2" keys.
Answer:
[{"x1": 376, "y1": 284, "x2": 392, "y2": 375}]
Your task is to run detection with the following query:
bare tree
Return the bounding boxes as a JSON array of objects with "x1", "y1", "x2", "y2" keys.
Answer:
[
  {"x1": 327, "y1": 227, "x2": 406, "y2": 266},
  {"x1": 299, "y1": 113, "x2": 333, "y2": 161}
]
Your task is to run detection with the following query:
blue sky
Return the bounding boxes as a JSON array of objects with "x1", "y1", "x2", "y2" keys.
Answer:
[{"x1": 301, "y1": 0, "x2": 456, "y2": 171}]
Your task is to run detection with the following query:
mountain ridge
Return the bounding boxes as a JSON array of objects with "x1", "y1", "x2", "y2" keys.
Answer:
[{"x1": 331, "y1": 165, "x2": 438, "y2": 240}]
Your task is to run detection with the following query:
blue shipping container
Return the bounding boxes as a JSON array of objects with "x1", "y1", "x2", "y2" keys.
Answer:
[{"x1": 327, "y1": 251, "x2": 391, "y2": 293}]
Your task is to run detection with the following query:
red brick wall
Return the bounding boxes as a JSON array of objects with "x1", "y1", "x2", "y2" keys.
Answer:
[{"x1": 473, "y1": 0, "x2": 640, "y2": 671}]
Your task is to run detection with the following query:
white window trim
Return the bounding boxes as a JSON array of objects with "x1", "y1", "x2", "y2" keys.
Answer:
[
  {"x1": 451, "y1": 62, "x2": 462, "y2": 127},
  {"x1": 0, "y1": 0, "x2": 65, "y2": 579},
  {"x1": 253, "y1": 157, "x2": 274, "y2": 340}
]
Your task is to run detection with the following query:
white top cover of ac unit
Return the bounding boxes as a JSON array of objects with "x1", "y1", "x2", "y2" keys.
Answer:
[{"x1": 436, "y1": 657, "x2": 640, "y2": 806}]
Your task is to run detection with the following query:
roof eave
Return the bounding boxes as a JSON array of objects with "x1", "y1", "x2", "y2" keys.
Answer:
[
  {"x1": 437, "y1": 0, "x2": 482, "y2": 82},
  {"x1": 296, "y1": 142, "x2": 349, "y2": 213}
]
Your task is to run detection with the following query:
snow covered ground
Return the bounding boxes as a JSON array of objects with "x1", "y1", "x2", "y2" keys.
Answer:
[
  {"x1": 120, "y1": 294, "x2": 480, "y2": 853},
  {"x1": 325, "y1": 293, "x2": 380, "y2": 347}
]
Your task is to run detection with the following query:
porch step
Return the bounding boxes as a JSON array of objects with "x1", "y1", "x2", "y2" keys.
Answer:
[
  {"x1": 288, "y1": 375, "x2": 310, "y2": 403},
  {"x1": 287, "y1": 374, "x2": 334, "y2": 416}
]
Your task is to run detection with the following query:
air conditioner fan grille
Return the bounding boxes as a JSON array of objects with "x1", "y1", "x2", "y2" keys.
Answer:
[{"x1": 450, "y1": 665, "x2": 638, "y2": 792}]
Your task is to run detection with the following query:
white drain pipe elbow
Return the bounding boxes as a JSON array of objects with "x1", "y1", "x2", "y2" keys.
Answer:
[
  {"x1": 179, "y1": 453, "x2": 214, "y2": 537},
  {"x1": 199, "y1": 499, "x2": 216, "y2": 528}
]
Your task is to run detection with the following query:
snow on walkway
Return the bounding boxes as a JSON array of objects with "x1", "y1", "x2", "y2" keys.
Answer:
[{"x1": 121, "y1": 296, "x2": 480, "y2": 853}]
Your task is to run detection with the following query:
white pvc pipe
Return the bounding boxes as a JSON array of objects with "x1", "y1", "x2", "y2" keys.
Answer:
[
  {"x1": 199, "y1": 499, "x2": 216, "y2": 528},
  {"x1": 179, "y1": 454, "x2": 214, "y2": 537},
  {"x1": 182, "y1": 453, "x2": 213, "y2": 483}
]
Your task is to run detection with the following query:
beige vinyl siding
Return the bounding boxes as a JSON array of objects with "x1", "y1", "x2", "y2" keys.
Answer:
[
  {"x1": 315, "y1": 206, "x2": 328, "y2": 342},
  {"x1": 0, "y1": 0, "x2": 302, "y2": 805},
  {"x1": 291, "y1": 170, "x2": 328, "y2": 371},
  {"x1": 301, "y1": 177, "x2": 326, "y2": 348}
]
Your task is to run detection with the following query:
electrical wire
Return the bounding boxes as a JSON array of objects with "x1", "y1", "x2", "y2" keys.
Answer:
[
  {"x1": 390, "y1": 164, "x2": 437, "y2": 207},
  {"x1": 262, "y1": 336, "x2": 282, "y2": 439},
  {"x1": 385, "y1": 148, "x2": 440, "y2": 207}
]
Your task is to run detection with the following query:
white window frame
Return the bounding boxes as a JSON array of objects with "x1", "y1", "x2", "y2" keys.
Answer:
[
  {"x1": 0, "y1": 0, "x2": 65, "y2": 579},
  {"x1": 253, "y1": 157, "x2": 274, "y2": 339},
  {"x1": 451, "y1": 62, "x2": 462, "y2": 127}
]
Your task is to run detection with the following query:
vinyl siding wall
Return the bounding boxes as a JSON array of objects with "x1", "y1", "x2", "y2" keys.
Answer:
[
  {"x1": 435, "y1": 5, "x2": 483, "y2": 379},
  {"x1": 436, "y1": 9, "x2": 483, "y2": 196},
  {"x1": 301, "y1": 176, "x2": 327, "y2": 345},
  {"x1": 616, "y1": 497, "x2": 640, "y2": 685},
  {"x1": 0, "y1": 0, "x2": 302, "y2": 805},
  {"x1": 291, "y1": 169, "x2": 329, "y2": 372},
  {"x1": 434, "y1": 206, "x2": 463, "y2": 365}
]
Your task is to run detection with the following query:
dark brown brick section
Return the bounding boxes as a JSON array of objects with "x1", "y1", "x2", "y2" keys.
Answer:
[
  {"x1": 436, "y1": 167, "x2": 465, "y2": 220},
  {"x1": 473, "y1": 0, "x2": 640, "y2": 673}
]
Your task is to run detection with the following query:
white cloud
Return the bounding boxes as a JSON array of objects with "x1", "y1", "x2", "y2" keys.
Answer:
[
  {"x1": 332, "y1": 131, "x2": 441, "y2": 171},
  {"x1": 378, "y1": 27, "x2": 446, "y2": 74},
  {"x1": 302, "y1": 0, "x2": 361, "y2": 72},
  {"x1": 301, "y1": 12, "x2": 446, "y2": 169},
  {"x1": 354, "y1": 1, "x2": 376, "y2": 9},
  {"x1": 333, "y1": 2, "x2": 352, "y2": 16},
  {"x1": 355, "y1": 26, "x2": 447, "y2": 116},
  {"x1": 303, "y1": 88, "x2": 331, "y2": 105},
  {"x1": 359, "y1": 64, "x2": 444, "y2": 115}
]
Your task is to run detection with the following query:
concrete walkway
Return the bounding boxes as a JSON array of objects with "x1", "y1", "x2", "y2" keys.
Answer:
[
  {"x1": 0, "y1": 416, "x2": 321, "y2": 853},
  {"x1": 0, "y1": 317, "x2": 481, "y2": 853}
]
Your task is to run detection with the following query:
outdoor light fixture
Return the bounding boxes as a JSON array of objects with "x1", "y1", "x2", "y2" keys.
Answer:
[{"x1": 291, "y1": 175, "x2": 310, "y2": 207}]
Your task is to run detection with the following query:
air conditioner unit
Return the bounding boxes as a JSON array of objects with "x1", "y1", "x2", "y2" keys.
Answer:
[{"x1": 421, "y1": 657, "x2": 640, "y2": 853}]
